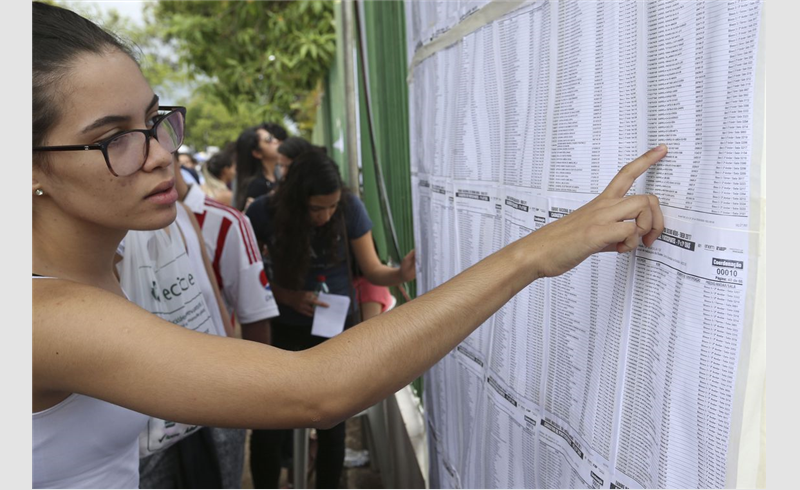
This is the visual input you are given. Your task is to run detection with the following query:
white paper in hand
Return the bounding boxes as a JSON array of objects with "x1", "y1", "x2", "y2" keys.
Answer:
[{"x1": 311, "y1": 293, "x2": 351, "y2": 338}]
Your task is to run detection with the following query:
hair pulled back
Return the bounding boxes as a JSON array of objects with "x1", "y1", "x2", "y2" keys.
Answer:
[
  {"x1": 233, "y1": 127, "x2": 263, "y2": 211},
  {"x1": 260, "y1": 122, "x2": 288, "y2": 142},
  {"x1": 33, "y1": 2, "x2": 136, "y2": 155},
  {"x1": 277, "y1": 137, "x2": 324, "y2": 163},
  {"x1": 206, "y1": 144, "x2": 236, "y2": 180}
]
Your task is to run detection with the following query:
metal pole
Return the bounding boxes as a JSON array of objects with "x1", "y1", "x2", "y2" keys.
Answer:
[
  {"x1": 342, "y1": 0, "x2": 361, "y2": 196},
  {"x1": 292, "y1": 428, "x2": 310, "y2": 488}
]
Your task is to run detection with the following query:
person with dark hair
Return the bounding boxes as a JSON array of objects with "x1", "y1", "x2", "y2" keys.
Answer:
[
  {"x1": 275, "y1": 136, "x2": 322, "y2": 182},
  {"x1": 32, "y1": 2, "x2": 665, "y2": 488},
  {"x1": 178, "y1": 151, "x2": 203, "y2": 186},
  {"x1": 244, "y1": 152, "x2": 417, "y2": 488},
  {"x1": 233, "y1": 124, "x2": 283, "y2": 211},
  {"x1": 261, "y1": 121, "x2": 288, "y2": 143},
  {"x1": 202, "y1": 143, "x2": 236, "y2": 206}
]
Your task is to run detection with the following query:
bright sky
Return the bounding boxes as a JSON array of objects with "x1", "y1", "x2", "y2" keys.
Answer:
[{"x1": 64, "y1": 0, "x2": 147, "y2": 25}]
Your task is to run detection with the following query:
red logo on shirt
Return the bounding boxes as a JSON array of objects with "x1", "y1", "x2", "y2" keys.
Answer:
[{"x1": 260, "y1": 270, "x2": 269, "y2": 288}]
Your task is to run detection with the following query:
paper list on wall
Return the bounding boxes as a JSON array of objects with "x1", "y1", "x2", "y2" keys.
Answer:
[
  {"x1": 409, "y1": 175, "x2": 430, "y2": 295},
  {"x1": 499, "y1": 1, "x2": 552, "y2": 190},
  {"x1": 433, "y1": 46, "x2": 461, "y2": 178},
  {"x1": 428, "y1": 177, "x2": 457, "y2": 289},
  {"x1": 454, "y1": 183, "x2": 502, "y2": 357},
  {"x1": 407, "y1": 1, "x2": 763, "y2": 488},
  {"x1": 406, "y1": 0, "x2": 492, "y2": 62},
  {"x1": 542, "y1": 197, "x2": 634, "y2": 462},
  {"x1": 452, "y1": 343, "x2": 487, "y2": 480},
  {"x1": 488, "y1": 190, "x2": 548, "y2": 407},
  {"x1": 460, "y1": 0, "x2": 491, "y2": 22},
  {"x1": 454, "y1": 24, "x2": 502, "y2": 183},
  {"x1": 483, "y1": 375, "x2": 539, "y2": 489},
  {"x1": 613, "y1": 218, "x2": 749, "y2": 489},
  {"x1": 426, "y1": 344, "x2": 485, "y2": 490},
  {"x1": 424, "y1": 351, "x2": 463, "y2": 487},
  {"x1": 548, "y1": 1, "x2": 642, "y2": 196},
  {"x1": 644, "y1": 1, "x2": 761, "y2": 229},
  {"x1": 538, "y1": 415, "x2": 603, "y2": 489},
  {"x1": 409, "y1": 76, "x2": 423, "y2": 175}
]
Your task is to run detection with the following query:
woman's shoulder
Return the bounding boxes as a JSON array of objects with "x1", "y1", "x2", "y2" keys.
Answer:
[
  {"x1": 246, "y1": 193, "x2": 276, "y2": 219},
  {"x1": 33, "y1": 278, "x2": 121, "y2": 314},
  {"x1": 342, "y1": 193, "x2": 370, "y2": 219},
  {"x1": 341, "y1": 193, "x2": 372, "y2": 236},
  {"x1": 342, "y1": 192, "x2": 367, "y2": 213},
  {"x1": 33, "y1": 278, "x2": 150, "y2": 328},
  {"x1": 245, "y1": 194, "x2": 278, "y2": 240},
  {"x1": 245, "y1": 175, "x2": 270, "y2": 199}
]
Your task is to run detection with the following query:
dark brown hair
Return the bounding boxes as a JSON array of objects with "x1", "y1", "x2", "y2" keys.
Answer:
[
  {"x1": 270, "y1": 151, "x2": 350, "y2": 289},
  {"x1": 33, "y1": 2, "x2": 137, "y2": 165}
]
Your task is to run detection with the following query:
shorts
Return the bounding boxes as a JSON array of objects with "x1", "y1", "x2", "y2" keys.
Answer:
[{"x1": 353, "y1": 276, "x2": 395, "y2": 313}]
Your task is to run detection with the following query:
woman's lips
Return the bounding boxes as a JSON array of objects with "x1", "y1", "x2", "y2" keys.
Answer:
[{"x1": 145, "y1": 180, "x2": 178, "y2": 205}]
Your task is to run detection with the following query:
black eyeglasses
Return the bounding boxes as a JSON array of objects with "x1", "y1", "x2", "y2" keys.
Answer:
[{"x1": 33, "y1": 106, "x2": 186, "y2": 177}]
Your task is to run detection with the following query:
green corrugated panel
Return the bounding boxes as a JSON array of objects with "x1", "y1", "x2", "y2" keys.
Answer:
[
  {"x1": 361, "y1": 0, "x2": 415, "y2": 300},
  {"x1": 357, "y1": 55, "x2": 391, "y2": 261},
  {"x1": 359, "y1": 2, "x2": 421, "y2": 399},
  {"x1": 311, "y1": 80, "x2": 331, "y2": 149},
  {"x1": 325, "y1": 2, "x2": 349, "y2": 181}
]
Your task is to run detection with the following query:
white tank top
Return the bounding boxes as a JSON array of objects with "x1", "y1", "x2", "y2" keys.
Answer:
[
  {"x1": 32, "y1": 276, "x2": 149, "y2": 488},
  {"x1": 32, "y1": 393, "x2": 148, "y2": 488}
]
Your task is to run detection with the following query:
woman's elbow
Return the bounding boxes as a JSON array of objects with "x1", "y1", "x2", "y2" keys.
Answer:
[{"x1": 308, "y1": 398, "x2": 349, "y2": 430}]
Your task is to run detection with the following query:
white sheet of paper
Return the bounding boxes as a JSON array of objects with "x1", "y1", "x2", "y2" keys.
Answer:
[{"x1": 311, "y1": 293, "x2": 351, "y2": 338}]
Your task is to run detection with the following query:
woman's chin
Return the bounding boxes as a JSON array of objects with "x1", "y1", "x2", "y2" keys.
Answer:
[{"x1": 128, "y1": 205, "x2": 178, "y2": 231}]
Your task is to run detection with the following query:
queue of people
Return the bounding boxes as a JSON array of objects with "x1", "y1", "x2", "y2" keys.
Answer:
[{"x1": 32, "y1": 2, "x2": 666, "y2": 489}]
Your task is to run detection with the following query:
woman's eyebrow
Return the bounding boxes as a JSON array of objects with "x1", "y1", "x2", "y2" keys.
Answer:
[
  {"x1": 147, "y1": 94, "x2": 159, "y2": 112},
  {"x1": 80, "y1": 94, "x2": 160, "y2": 135},
  {"x1": 81, "y1": 115, "x2": 130, "y2": 134}
]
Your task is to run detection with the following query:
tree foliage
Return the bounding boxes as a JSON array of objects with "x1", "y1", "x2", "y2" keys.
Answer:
[
  {"x1": 182, "y1": 90, "x2": 261, "y2": 152},
  {"x1": 57, "y1": 1, "x2": 192, "y2": 106},
  {"x1": 148, "y1": 0, "x2": 336, "y2": 137},
  {"x1": 51, "y1": 1, "x2": 334, "y2": 150}
]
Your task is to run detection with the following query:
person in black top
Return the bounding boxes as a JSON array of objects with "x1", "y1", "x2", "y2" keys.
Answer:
[{"x1": 233, "y1": 123, "x2": 286, "y2": 211}]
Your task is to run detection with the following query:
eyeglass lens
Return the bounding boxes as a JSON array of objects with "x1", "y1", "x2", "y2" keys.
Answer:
[{"x1": 108, "y1": 110, "x2": 185, "y2": 176}]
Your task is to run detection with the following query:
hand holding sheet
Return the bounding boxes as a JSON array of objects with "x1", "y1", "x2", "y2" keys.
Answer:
[{"x1": 311, "y1": 293, "x2": 351, "y2": 338}]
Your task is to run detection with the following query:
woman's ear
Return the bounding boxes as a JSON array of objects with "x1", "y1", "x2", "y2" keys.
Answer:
[{"x1": 32, "y1": 175, "x2": 45, "y2": 197}]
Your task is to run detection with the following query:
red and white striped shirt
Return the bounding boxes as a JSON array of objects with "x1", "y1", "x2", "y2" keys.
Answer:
[{"x1": 184, "y1": 185, "x2": 279, "y2": 324}]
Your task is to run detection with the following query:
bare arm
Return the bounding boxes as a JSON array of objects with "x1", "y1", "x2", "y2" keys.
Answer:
[
  {"x1": 350, "y1": 231, "x2": 415, "y2": 287},
  {"x1": 33, "y1": 146, "x2": 666, "y2": 431}
]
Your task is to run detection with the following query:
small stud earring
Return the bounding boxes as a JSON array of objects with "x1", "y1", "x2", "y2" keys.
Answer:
[{"x1": 35, "y1": 189, "x2": 44, "y2": 196}]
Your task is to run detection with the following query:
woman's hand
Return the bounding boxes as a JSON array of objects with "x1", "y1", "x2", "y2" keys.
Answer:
[
  {"x1": 351, "y1": 233, "x2": 416, "y2": 287},
  {"x1": 529, "y1": 145, "x2": 667, "y2": 279},
  {"x1": 276, "y1": 289, "x2": 330, "y2": 317},
  {"x1": 399, "y1": 249, "x2": 416, "y2": 282}
]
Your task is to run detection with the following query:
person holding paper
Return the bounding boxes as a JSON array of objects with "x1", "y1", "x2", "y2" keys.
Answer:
[{"x1": 245, "y1": 150, "x2": 415, "y2": 488}]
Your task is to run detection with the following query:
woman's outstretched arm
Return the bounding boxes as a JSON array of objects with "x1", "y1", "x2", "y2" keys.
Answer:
[{"x1": 33, "y1": 146, "x2": 665, "y2": 431}]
